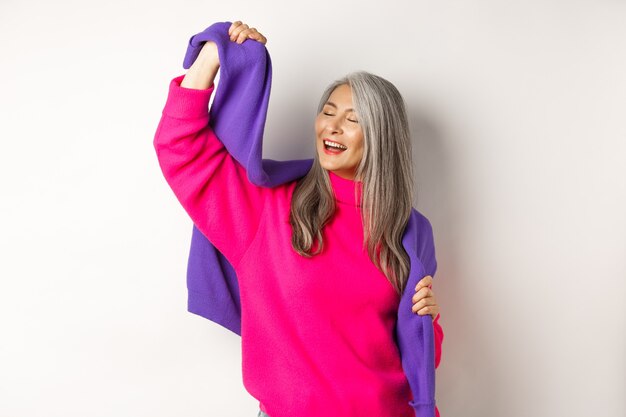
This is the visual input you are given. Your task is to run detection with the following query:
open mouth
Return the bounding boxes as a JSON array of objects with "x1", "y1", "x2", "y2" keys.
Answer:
[{"x1": 323, "y1": 139, "x2": 348, "y2": 153}]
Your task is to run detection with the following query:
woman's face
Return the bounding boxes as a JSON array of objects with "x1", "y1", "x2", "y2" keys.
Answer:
[{"x1": 315, "y1": 84, "x2": 364, "y2": 181}]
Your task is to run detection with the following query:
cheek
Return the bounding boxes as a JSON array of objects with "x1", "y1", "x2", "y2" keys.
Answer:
[
  {"x1": 353, "y1": 137, "x2": 365, "y2": 160},
  {"x1": 314, "y1": 116, "x2": 324, "y2": 133},
  {"x1": 351, "y1": 131, "x2": 365, "y2": 151}
]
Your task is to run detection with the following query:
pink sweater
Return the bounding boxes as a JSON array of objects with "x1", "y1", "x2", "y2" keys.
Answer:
[{"x1": 154, "y1": 75, "x2": 443, "y2": 417}]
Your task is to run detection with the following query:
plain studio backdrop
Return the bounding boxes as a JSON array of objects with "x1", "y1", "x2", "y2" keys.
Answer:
[{"x1": 1, "y1": 0, "x2": 624, "y2": 416}]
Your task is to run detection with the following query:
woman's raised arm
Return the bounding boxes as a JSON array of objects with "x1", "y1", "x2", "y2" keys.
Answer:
[
  {"x1": 181, "y1": 40, "x2": 220, "y2": 90},
  {"x1": 153, "y1": 24, "x2": 272, "y2": 270}
]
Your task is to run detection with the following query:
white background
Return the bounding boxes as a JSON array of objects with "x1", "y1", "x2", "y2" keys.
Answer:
[{"x1": 1, "y1": 1, "x2": 624, "y2": 416}]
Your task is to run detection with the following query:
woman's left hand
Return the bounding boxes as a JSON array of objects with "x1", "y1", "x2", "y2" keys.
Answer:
[{"x1": 412, "y1": 275, "x2": 439, "y2": 321}]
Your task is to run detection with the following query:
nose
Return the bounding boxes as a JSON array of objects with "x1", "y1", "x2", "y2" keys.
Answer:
[{"x1": 325, "y1": 118, "x2": 342, "y2": 134}]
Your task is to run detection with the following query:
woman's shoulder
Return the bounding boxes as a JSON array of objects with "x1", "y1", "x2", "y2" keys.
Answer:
[
  {"x1": 261, "y1": 177, "x2": 299, "y2": 208},
  {"x1": 252, "y1": 178, "x2": 299, "y2": 228}
]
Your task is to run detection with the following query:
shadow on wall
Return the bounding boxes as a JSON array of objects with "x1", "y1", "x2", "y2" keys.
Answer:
[{"x1": 408, "y1": 103, "x2": 504, "y2": 417}]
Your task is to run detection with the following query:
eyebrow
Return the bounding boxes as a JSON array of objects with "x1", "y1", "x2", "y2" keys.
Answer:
[{"x1": 324, "y1": 102, "x2": 355, "y2": 112}]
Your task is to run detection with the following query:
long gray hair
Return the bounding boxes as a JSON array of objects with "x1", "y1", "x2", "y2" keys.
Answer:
[{"x1": 289, "y1": 70, "x2": 415, "y2": 296}]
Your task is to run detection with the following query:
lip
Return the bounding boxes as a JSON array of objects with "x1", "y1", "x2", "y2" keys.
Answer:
[{"x1": 323, "y1": 145, "x2": 346, "y2": 155}]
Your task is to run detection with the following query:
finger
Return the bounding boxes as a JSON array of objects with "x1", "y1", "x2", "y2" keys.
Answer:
[
  {"x1": 250, "y1": 33, "x2": 266, "y2": 44},
  {"x1": 228, "y1": 21, "x2": 243, "y2": 36},
  {"x1": 253, "y1": 33, "x2": 267, "y2": 44},
  {"x1": 411, "y1": 292, "x2": 434, "y2": 309},
  {"x1": 415, "y1": 306, "x2": 433, "y2": 316},
  {"x1": 411, "y1": 287, "x2": 432, "y2": 304},
  {"x1": 236, "y1": 27, "x2": 254, "y2": 43},
  {"x1": 413, "y1": 301, "x2": 439, "y2": 317},
  {"x1": 237, "y1": 28, "x2": 255, "y2": 43},
  {"x1": 424, "y1": 308, "x2": 438, "y2": 321},
  {"x1": 415, "y1": 275, "x2": 433, "y2": 291},
  {"x1": 412, "y1": 299, "x2": 436, "y2": 314},
  {"x1": 247, "y1": 28, "x2": 266, "y2": 43},
  {"x1": 415, "y1": 281, "x2": 433, "y2": 297},
  {"x1": 256, "y1": 33, "x2": 267, "y2": 45},
  {"x1": 424, "y1": 288, "x2": 436, "y2": 302},
  {"x1": 230, "y1": 23, "x2": 249, "y2": 41},
  {"x1": 231, "y1": 24, "x2": 250, "y2": 41},
  {"x1": 231, "y1": 24, "x2": 248, "y2": 41}
]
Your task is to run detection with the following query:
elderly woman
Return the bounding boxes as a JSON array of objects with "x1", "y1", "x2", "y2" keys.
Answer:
[{"x1": 154, "y1": 20, "x2": 443, "y2": 417}]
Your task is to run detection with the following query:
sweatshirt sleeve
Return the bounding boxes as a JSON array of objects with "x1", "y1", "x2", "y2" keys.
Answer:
[
  {"x1": 153, "y1": 74, "x2": 270, "y2": 270},
  {"x1": 416, "y1": 212, "x2": 443, "y2": 371},
  {"x1": 423, "y1": 218, "x2": 443, "y2": 417},
  {"x1": 397, "y1": 211, "x2": 441, "y2": 417}
]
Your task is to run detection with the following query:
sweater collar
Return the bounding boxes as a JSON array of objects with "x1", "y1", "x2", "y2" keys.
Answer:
[{"x1": 328, "y1": 170, "x2": 363, "y2": 207}]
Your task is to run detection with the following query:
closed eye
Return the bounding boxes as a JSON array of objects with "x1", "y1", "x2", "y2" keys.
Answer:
[{"x1": 323, "y1": 112, "x2": 358, "y2": 123}]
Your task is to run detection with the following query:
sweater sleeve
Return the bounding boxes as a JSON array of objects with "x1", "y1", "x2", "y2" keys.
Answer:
[
  {"x1": 419, "y1": 211, "x2": 442, "y2": 416},
  {"x1": 153, "y1": 74, "x2": 270, "y2": 269},
  {"x1": 423, "y1": 217, "x2": 443, "y2": 417},
  {"x1": 420, "y1": 217, "x2": 443, "y2": 368},
  {"x1": 417, "y1": 212, "x2": 443, "y2": 371}
]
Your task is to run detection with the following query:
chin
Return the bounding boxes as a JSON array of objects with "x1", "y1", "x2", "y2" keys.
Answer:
[
  {"x1": 318, "y1": 148, "x2": 353, "y2": 172},
  {"x1": 318, "y1": 156, "x2": 336, "y2": 171}
]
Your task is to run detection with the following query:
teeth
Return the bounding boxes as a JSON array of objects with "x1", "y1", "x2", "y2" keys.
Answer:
[{"x1": 324, "y1": 140, "x2": 347, "y2": 150}]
